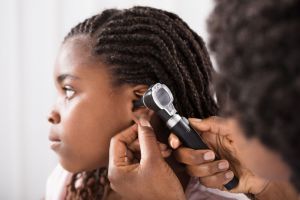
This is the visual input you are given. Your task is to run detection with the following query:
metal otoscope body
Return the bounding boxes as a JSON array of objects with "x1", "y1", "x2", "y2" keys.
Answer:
[{"x1": 134, "y1": 83, "x2": 239, "y2": 190}]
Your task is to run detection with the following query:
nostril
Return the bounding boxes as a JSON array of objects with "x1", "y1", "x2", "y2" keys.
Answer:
[
  {"x1": 48, "y1": 116, "x2": 54, "y2": 123},
  {"x1": 48, "y1": 111, "x2": 60, "y2": 124}
]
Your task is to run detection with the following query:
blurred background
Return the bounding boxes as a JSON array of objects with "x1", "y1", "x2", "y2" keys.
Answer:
[{"x1": 0, "y1": 0, "x2": 213, "y2": 199}]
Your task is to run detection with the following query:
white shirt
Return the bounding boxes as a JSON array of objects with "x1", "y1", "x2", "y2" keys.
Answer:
[{"x1": 46, "y1": 164, "x2": 249, "y2": 200}]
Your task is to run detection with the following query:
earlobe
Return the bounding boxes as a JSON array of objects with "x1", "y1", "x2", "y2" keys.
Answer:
[{"x1": 132, "y1": 107, "x2": 149, "y2": 117}]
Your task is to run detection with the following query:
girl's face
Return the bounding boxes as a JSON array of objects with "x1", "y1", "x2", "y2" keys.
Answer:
[{"x1": 48, "y1": 37, "x2": 143, "y2": 173}]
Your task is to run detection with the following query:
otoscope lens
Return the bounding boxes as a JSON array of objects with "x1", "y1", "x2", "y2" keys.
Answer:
[{"x1": 156, "y1": 88, "x2": 171, "y2": 106}]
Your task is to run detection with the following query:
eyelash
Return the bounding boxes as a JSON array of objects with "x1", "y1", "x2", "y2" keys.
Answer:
[{"x1": 62, "y1": 85, "x2": 75, "y2": 100}]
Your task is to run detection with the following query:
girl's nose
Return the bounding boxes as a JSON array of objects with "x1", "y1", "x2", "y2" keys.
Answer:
[{"x1": 48, "y1": 110, "x2": 61, "y2": 124}]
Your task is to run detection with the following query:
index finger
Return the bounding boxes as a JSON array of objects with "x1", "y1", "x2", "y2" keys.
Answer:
[
  {"x1": 109, "y1": 124, "x2": 138, "y2": 167},
  {"x1": 174, "y1": 147, "x2": 215, "y2": 165}
]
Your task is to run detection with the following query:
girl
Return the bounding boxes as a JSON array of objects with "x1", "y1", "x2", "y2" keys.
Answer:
[{"x1": 46, "y1": 6, "x2": 245, "y2": 200}]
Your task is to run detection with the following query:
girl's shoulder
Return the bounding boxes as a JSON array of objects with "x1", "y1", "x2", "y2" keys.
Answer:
[
  {"x1": 45, "y1": 164, "x2": 73, "y2": 200},
  {"x1": 185, "y1": 177, "x2": 250, "y2": 200}
]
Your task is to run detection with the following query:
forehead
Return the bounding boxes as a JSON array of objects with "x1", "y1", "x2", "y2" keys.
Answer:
[
  {"x1": 55, "y1": 36, "x2": 95, "y2": 74},
  {"x1": 53, "y1": 35, "x2": 118, "y2": 91}
]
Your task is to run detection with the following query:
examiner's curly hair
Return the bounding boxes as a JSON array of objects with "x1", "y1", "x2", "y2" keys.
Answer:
[
  {"x1": 208, "y1": 0, "x2": 300, "y2": 191},
  {"x1": 63, "y1": 6, "x2": 220, "y2": 199}
]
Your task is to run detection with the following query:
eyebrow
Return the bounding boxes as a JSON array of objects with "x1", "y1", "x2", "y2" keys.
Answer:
[{"x1": 56, "y1": 74, "x2": 80, "y2": 84}]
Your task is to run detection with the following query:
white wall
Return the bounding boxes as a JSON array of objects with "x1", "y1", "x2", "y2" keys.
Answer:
[{"x1": 0, "y1": 0, "x2": 213, "y2": 199}]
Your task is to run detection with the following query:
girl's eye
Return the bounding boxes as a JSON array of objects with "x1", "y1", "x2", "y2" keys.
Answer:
[{"x1": 63, "y1": 86, "x2": 75, "y2": 99}]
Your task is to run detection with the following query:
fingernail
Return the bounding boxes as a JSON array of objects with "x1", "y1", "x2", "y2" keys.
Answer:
[
  {"x1": 225, "y1": 171, "x2": 234, "y2": 179},
  {"x1": 170, "y1": 138, "x2": 179, "y2": 148},
  {"x1": 189, "y1": 118, "x2": 202, "y2": 122},
  {"x1": 139, "y1": 116, "x2": 151, "y2": 127},
  {"x1": 170, "y1": 140, "x2": 175, "y2": 148},
  {"x1": 218, "y1": 161, "x2": 229, "y2": 170},
  {"x1": 203, "y1": 151, "x2": 215, "y2": 161}
]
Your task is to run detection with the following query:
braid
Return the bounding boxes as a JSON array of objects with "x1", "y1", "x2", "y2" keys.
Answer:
[
  {"x1": 65, "y1": 9, "x2": 121, "y2": 40},
  {"x1": 63, "y1": 6, "x2": 218, "y2": 199},
  {"x1": 65, "y1": 168, "x2": 109, "y2": 199}
]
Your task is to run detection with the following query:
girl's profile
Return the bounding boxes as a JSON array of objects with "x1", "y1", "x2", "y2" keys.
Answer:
[{"x1": 46, "y1": 6, "x2": 242, "y2": 200}]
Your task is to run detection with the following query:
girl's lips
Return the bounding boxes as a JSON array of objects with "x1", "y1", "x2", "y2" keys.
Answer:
[
  {"x1": 49, "y1": 133, "x2": 61, "y2": 150},
  {"x1": 50, "y1": 141, "x2": 61, "y2": 150},
  {"x1": 48, "y1": 133, "x2": 61, "y2": 142}
]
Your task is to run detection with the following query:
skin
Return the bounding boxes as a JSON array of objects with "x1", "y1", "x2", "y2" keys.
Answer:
[
  {"x1": 48, "y1": 35, "x2": 173, "y2": 173},
  {"x1": 48, "y1": 35, "x2": 183, "y2": 199},
  {"x1": 108, "y1": 116, "x2": 186, "y2": 200},
  {"x1": 108, "y1": 116, "x2": 298, "y2": 200},
  {"x1": 169, "y1": 117, "x2": 292, "y2": 194},
  {"x1": 49, "y1": 34, "x2": 295, "y2": 199},
  {"x1": 48, "y1": 36, "x2": 139, "y2": 173}
]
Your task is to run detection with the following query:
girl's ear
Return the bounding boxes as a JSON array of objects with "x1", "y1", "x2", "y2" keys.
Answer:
[
  {"x1": 131, "y1": 84, "x2": 153, "y2": 120},
  {"x1": 132, "y1": 84, "x2": 148, "y2": 98}
]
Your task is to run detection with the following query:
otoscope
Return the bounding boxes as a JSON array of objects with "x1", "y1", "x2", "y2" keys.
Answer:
[{"x1": 133, "y1": 83, "x2": 239, "y2": 190}]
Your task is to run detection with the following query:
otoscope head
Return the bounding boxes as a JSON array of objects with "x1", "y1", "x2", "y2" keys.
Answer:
[{"x1": 133, "y1": 83, "x2": 177, "y2": 116}]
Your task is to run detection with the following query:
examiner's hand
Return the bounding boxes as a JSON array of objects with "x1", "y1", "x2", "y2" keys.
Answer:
[
  {"x1": 108, "y1": 116, "x2": 186, "y2": 200},
  {"x1": 168, "y1": 116, "x2": 269, "y2": 195}
]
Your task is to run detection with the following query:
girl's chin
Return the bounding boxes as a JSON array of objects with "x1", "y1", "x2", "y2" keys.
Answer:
[{"x1": 59, "y1": 160, "x2": 107, "y2": 173}]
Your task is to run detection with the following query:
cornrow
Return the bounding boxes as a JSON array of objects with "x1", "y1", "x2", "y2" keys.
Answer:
[
  {"x1": 63, "y1": 6, "x2": 218, "y2": 199},
  {"x1": 95, "y1": 13, "x2": 214, "y2": 115},
  {"x1": 65, "y1": 168, "x2": 109, "y2": 199}
]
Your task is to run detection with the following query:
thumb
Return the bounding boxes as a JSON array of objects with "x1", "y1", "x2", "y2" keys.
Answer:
[
  {"x1": 189, "y1": 116, "x2": 229, "y2": 137},
  {"x1": 138, "y1": 117, "x2": 162, "y2": 163},
  {"x1": 168, "y1": 133, "x2": 182, "y2": 149}
]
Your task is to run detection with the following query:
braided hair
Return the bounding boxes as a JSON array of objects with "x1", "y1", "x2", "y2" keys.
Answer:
[
  {"x1": 208, "y1": 0, "x2": 300, "y2": 191},
  {"x1": 63, "y1": 6, "x2": 218, "y2": 199}
]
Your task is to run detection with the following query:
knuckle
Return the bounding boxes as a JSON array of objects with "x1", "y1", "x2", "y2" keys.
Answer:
[
  {"x1": 188, "y1": 153, "x2": 198, "y2": 164},
  {"x1": 141, "y1": 126, "x2": 153, "y2": 132},
  {"x1": 195, "y1": 151, "x2": 207, "y2": 164},
  {"x1": 141, "y1": 128, "x2": 155, "y2": 138},
  {"x1": 201, "y1": 165, "x2": 211, "y2": 176},
  {"x1": 199, "y1": 177, "x2": 212, "y2": 187},
  {"x1": 200, "y1": 176, "x2": 219, "y2": 188},
  {"x1": 208, "y1": 164, "x2": 217, "y2": 175},
  {"x1": 187, "y1": 165, "x2": 207, "y2": 177},
  {"x1": 186, "y1": 166, "x2": 197, "y2": 177},
  {"x1": 186, "y1": 150, "x2": 202, "y2": 164},
  {"x1": 217, "y1": 173, "x2": 229, "y2": 185}
]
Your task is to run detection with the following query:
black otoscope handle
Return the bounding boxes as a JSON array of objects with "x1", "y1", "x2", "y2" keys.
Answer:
[{"x1": 170, "y1": 118, "x2": 239, "y2": 190}]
